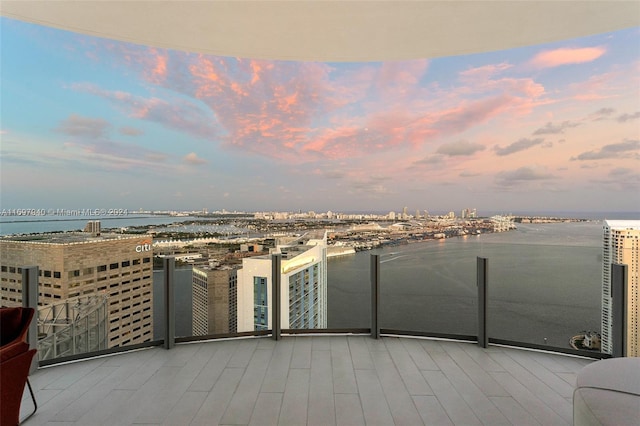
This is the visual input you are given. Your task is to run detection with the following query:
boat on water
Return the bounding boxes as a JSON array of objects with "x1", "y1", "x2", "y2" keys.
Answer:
[{"x1": 570, "y1": 331, "x2": 601, "y2": 351}]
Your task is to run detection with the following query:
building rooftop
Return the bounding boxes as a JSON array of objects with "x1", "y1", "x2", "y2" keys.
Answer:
[
  {"x1": 1, "y1": 232, "x2": 143, "y2": 245},
  {"x1": 603, "y1": 220, "x2": 640, "y2": 229},
  {"x1": 21, "y1": 335, "x2": 592, "y2": 425}
]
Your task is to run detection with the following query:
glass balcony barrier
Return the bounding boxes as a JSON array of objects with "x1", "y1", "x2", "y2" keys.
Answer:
[
  {"x1": 155, "y1": 264, "x2": 199, "y2": 340},
  {"x1": 13, "y1": 258, "x2": 162, "y2": 366},
  {"x1": 326, "y1": 249, "x2": 370, "y2": 331},
  {"x1": 378, "y1": 242, "x2": 478, "y2": 339},
  {"x1": 486, "y1": 242, "x2": 601, "y2": 353},
  {"x1": 37, "y1": 294, "x2": 109, "y2": 361},
  {"x1": 17, "y1": 220, "x2": 620, "y2": 367},
  {"x1": 369, "y1": 220, "x2": 610, "y2": 358}
]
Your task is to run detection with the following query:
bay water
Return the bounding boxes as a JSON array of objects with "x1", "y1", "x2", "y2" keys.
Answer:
[{"x1": 327, "y1": 221, "x2": 604, "y2": 349}]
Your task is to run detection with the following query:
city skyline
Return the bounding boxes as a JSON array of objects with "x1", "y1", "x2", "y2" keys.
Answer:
[{"x1": 1, "y1": 19, "x2": 639, "y2": 213}]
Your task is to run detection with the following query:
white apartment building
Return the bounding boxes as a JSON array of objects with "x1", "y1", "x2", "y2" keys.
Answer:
[
  {"x1": 237, "y1": 232, "x2": 327, "y2": 332},
  {"x1": 602, "y1": 220, "x2": 640, "y2": 356}
]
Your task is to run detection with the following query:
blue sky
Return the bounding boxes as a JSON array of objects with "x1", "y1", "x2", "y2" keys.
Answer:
[{"x1": 1, "y1": 18, "x2": 639, "y2": 214}]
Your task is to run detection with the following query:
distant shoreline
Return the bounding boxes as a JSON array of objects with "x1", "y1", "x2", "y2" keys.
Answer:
[{"x1": 0, "y1": 215, "x2": 155, "y2": 224}]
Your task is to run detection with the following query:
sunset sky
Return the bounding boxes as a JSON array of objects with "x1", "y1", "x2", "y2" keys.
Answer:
[{"x1": 1, "y1": 18, "x2": 638, "y2": 214}]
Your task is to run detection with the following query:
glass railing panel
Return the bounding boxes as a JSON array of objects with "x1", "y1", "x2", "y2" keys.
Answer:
[
  {"x1": 153, "y1": 265, "x2": 199, "y2": 340},
  {"x1": 36, "y1": 294, "x2": 110, "y2": 361},
  {"x1": 33, "y1": 244, "x2": 158, "y2": 363},
  {"x1": 378, "y1": 241, "x2": 478, "y2": 337},
  {"x1": 486, "y1": 221, "x2": 602, "y2": 352},
  {"x1": 327, "y1": 250, "x2": 371, "y2": 330}
]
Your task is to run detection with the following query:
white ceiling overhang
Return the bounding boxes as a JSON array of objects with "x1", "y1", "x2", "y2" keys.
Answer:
[{"x1": 1, "y1": 1, "x2": 639, "y2": 62}]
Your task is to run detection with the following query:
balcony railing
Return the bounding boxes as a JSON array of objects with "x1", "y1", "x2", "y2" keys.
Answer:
[
  {"x1": 18, "y1": 249, "x2": 630, "y2": 367},
  {"x1": 37, "y1": 294, "x2": 108, "y2": 361}
]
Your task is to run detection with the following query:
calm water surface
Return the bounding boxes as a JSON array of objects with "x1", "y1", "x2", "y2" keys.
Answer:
[{"x1": 328, "y1": 221, "x2": 603, "y2": 349}]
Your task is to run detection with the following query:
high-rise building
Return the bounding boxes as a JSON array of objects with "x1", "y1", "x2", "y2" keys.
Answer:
[
  {"x1": 237, "y1": 232, "x2": 327, "y2": 332},
  {"x1": 601, "y1": 220, "x2": 640, "y2": 356},
  {"x1": 0, "y1": 230, "x2": 154, "y2": 349},
  {"x1": 192, "y1": 265, "x2": 238, "y2": 335}
]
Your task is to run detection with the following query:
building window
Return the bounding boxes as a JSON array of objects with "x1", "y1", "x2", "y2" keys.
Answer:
[
  {"x1": 98, "y1": 265, "x2": 107, "y2": 272},
  {"x1": 53, "y1": 271, "x2": 61, "y2": 278},
  {"x1": 110, "y1": 263, "x2": 118, "y2": 270},
  {"x1": 121, "y1": 261, "x2": 130, "y2": 267},
  {"x1": 254, "y1": 276, "x2": 268, "y2": 331}
]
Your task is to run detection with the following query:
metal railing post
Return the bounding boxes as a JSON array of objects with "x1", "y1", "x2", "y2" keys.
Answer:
[
  {"x1": 272, "y1": 254, "x2": 282, "y2": 340},
  {"x1": 22, "y1": 266, "x2": 39, "y2": 372},
  {"x1": 371, "y1": 254, "x2": 380, "y2": 339},
  {"x1": 611, "y1": 263, "x2": 627, "y2": 358},
  {"x1": 477, "y1": 257, "x2": 488, "y2": 348},
  {"x1": 163, "y1": 257, "x2": 175, "y2": 349}
]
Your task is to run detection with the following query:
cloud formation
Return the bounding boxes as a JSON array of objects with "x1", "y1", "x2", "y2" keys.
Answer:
[
  {"x1": 53, "y1": 114, "x2": 173, "y2": 171},
  {"x1": 529, "y1": 47, "x2": 606, "y2": 68},
  {"x1": 617, "y1": 111, "x2": 640, "y2": 123},
  {"x1": 589, "y1": 108, "x2": 615, "y2": 121},
  {"x1": 494, "y1": 137, "x2": 544, "y2": 156},
  {"x1": 56, "y1": 114, "x2": 110, "y2": 139},
  {"x1": 412, "y1": 155, "x2": 445, "y2": 166},
  {"x1": 70, "y1": 83, "x2": 217, "y2": 140},
  {"x1": 436, "y1": 140, "x2": 485, "y2": 156},
  {"x1": 5, "y1": 20, "x2": 638, "y2": 212},
  {"x1": 87, "y1": 45, "x2": 548, "y2": 163},
  {"x1": 495, "y1": 166, "x2": 556, "y2": 187},
  {"x1": 590, "y1": 167, "x2": 640, "y2": 191},
  {"x1": 571, "y1": 139, "x2": 640, "y2": 160},
  {"x1": 119, "y1": 126, "x2": 144, "y2": 136},
  {"x1": 184, "y1": 152, "x2": 207, "y2": 165},
  {"x1": 533, "y1": 121, "x2": 580, "y2": 135}
]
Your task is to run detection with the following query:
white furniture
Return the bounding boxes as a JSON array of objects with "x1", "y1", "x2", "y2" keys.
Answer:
[{"x1": 574, "y1": 357, "x2": 640, "y2": 425}]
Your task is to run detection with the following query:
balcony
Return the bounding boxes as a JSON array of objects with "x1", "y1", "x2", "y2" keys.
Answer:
[
  {"x1": 10, "y1": 228, "x2": 635, "y2": 425},
  {"x1": 22, "y1": 334, "x2": 591, "y2": 426}
]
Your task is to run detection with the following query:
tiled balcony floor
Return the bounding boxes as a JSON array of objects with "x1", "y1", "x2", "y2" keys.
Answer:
[{"x1": 21, "y1": 335, "x2": 593, "y2": 425}]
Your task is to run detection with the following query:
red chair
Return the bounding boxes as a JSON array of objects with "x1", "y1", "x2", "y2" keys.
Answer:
[{"x1": 1, "y1": 307, "x2": 38, "y2": 425}]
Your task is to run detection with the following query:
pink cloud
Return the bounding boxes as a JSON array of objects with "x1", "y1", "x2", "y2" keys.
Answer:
[
  {"x1": 145, "y1": 49, "x2": 168, "y2": 84},
  {"x1": 431, "y1": 95, "x2": 515, "y2": 135},
  {"x1": 529, "y1": 47, "x2": 606, "y2": 68},
  {"x1": 72, "y1": 42, "x2": 552, "y2": 164},
  {"x1": 375, "y1": 59, "x2": 429, "y2": 99},
  {"x1": 568, "y1": 72, "x2": 617, "y2": 101},
  {"x1": 183, "y1": 152, "x2": 207, "y2": 165},
  {"x1": 459, "y1": 63, "x2": 513, "y2": 81}
]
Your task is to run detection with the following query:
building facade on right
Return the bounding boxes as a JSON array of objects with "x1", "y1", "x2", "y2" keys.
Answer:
[{"x1": 602, "y1": 220, "x2": 640, "y2": 356}]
